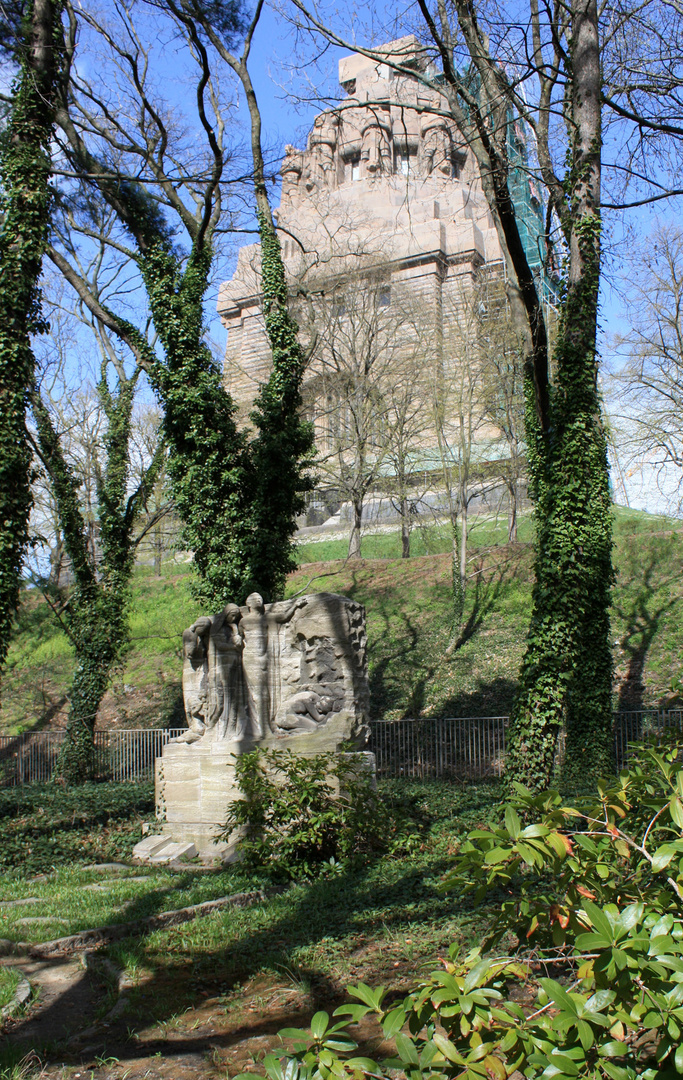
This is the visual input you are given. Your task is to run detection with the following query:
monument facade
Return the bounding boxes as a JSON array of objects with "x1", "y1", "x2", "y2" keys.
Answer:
[
  {"x1": 216, "y1": 37, "x2": 548, "y2": 532},
  {"x1": 134, "y1": 593, "x2": 370, "y2": 863},
  {"x1": 217, "y1": 36, "x2": 545, "y2": 414}
]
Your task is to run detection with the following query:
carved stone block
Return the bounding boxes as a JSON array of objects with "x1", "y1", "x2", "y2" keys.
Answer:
[{"x1": 134, "y1": 593, "x2": 372, "y2": 862}]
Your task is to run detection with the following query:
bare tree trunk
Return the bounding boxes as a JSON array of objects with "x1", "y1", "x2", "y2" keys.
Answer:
[
  {"x1": 507, "y1": 477, "x2": 518, "y2": 543},
  {"x1": 459, "y1": 502, "x2": 468, "y2": 597},
  {"x1": 49, "y1": 527, "x2": 65, "y2": 588},
  {"x1": 446, "y1": 519, "x2": 464, "y2": 651},
  {"x1": 348, "y1": 499, "x2": 363, "y2": 558},
  {"x1": 153, "y1": 526, "x2": 162, "y2": 576},
  {"x1": 400, "y1": 497, "x2": 411, "y2": 558}
]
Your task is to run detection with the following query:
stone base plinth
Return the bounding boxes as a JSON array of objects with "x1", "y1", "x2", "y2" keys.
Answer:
[{"x1": 133, "y1": 724, "x2": 376, "y2": 863}]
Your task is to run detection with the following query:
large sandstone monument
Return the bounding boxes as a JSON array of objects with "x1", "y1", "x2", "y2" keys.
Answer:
[
  {"x1": 217, "y1": 36, "x2": 546, "y2": 413},
  {"x1": 134, "y1": 593, "x2": 370, "y2": 863}
]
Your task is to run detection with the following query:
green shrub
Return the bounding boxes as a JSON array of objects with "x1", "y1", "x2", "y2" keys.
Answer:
[
  {"x1": 221, "y1": 748, "x2": 416, "y2": 880},
  {"x1": 0, "y1": 781, "x2": 154, "y2": 875},
  {"x1": 240, "y1": 742, "x2": 683, "y2": 1080}
]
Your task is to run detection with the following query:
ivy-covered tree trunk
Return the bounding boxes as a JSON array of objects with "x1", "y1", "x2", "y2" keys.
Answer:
[
  {"x1": 32, "y1": 376, "x2": 163, "y2": 782},
  {"x1": 57, "y1": 597, "x2": 127, "y2": 781},
  {"x1": 506, "y1": 0, "x2": 613, "y2": 789},
  {"x1": 248, "y1": 210, "x2": 314, "y2": 598},
  {"x1": 138, "y1": 243, "x2": 256, "y2": 607},
  {"x1": 0, "y1": 0, "x2": 62, "y2": 683},
  {"x1": 238, "y1": 62, "x2": 314, "y2": 600},
  {"x1": 52, "y1": 0, "x2": 312, "y2": 610},
  {"x1": 139, "y1": 231, "x2": 311, "y2": 607}
]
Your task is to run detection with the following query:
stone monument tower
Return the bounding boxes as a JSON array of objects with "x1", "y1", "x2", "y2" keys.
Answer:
[{"x1": 216, "y1": 36, "x2": 532, "y2": 412}]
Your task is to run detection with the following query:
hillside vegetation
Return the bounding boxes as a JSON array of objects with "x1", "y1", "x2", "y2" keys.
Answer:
[{"x1": 2, "y1": 508, "x2": 682, "y2": 735}]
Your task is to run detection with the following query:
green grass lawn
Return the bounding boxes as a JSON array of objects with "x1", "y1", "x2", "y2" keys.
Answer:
[
  {"x1": 0, "y1": 967, "x2": 21, "y2": 1011},
  {"x1": 0, "y1": 778, "x2": 502, "y2": 1043},
  {"x1": 3, "y1": 506, "x2": 683, "y2": 735},
  {"x1": 294, "y1": 513, "x2": 536, "y2": 564}
]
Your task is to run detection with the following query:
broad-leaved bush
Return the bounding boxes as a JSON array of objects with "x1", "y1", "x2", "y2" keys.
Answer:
[
  {"x1": 239, "y1": 742, "x2": 683, "y2": 1080},
  {"x1": 221, "y1": 748, "x2": 415, "y2": 880}
]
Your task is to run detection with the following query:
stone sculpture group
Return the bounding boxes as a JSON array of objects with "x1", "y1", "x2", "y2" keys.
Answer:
[
  {"x1": 178, "y1": 592, "x2": 367, "y2": 745},
  {"x1": 133, "y1": 592, "x2": 371, "y2": 863}
]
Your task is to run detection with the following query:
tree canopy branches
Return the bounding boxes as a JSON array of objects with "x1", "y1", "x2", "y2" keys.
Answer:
[{"x1": 47, "y1": 0, "x2": 312, "y2": 610}]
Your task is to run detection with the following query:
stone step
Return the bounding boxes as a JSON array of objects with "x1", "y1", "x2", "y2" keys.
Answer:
[
  {"x1": 16, "y1": 916, "x2": 68, "y2": 926},
  {"x1": 148, "y1": 841, "x2": 197, "y2": 864},
  {"x1": 81, "y1": 863, "x2": 130, "y2": 873},
  {"x1": 132, "y1": 834, "x2": 172, "y2": 860}
]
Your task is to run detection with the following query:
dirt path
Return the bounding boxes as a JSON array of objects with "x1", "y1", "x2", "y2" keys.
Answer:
[
  {"x1": 2, "y1": 954, "x2": 103, "y2": 1047},
  {"x1": 1, "y1": 955, "x2": 399, "y2": 1080}
]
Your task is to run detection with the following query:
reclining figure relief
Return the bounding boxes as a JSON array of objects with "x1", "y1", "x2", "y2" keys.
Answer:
[{"x1": 176, "y1": 592, "x2": 369, "y2": 749}]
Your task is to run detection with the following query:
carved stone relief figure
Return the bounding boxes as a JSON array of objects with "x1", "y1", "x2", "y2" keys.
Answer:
[
  {"x1": 281, "y1": 145, "x2": 303, "y2": 202},
  {"x1": 360, "y1": 118, "x2": 391, "y2": 176},
  {"x1": 240, "y1": 593, "x2": 308, "y2": 737},
  {"x1": 176, "y1": 617, "x2": 212, "y2": 743},
  {"x1": 308, "y1": 112, "x2": 339, "y2": 191},
  {"x1": 273, "y1": 596, "x2": 369, "y2": 743},
  {"x1": 206, "y1": 604, "x2": 248, "y2": 740},
  {"x1": 174, "y1": 593, "x2": 368, "y2": 749},
  {"x1": 276, "y1": 691, "x2": 335, "y2": 733},
  {"x1": 422, "y1": 120, "x2": 455, "y2": 177}
]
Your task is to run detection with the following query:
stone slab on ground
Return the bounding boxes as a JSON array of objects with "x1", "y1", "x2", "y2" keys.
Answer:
[
  {"x1": 132, "y1": 834, "x2": 172, "y2": 860},
  {"x1": 0, "y1": 969, "x2": 31, "y2": 1020},
  {"x1": 0, "y1": 898, "x2": 41, "y2": 908},
  {"x1": 81, "y1": 863, "x2": 131, "y2": 873},
  {"x1": 16, "y1": 917, "x2": 68, "y2": 927},
  {"x1": 26, "y1": 888, "x2": 273, "y2": 957},
  {"x1": 0, "y1": 940, "x2": 31, "y2": 957},
  {"x1": 148, "y1": 842, "x2": 197, "y2": 864}
]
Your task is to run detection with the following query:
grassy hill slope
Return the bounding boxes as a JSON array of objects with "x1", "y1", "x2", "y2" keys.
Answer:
[{"x1": 2, "y1": 508, "x2": 682, "y2": 735}]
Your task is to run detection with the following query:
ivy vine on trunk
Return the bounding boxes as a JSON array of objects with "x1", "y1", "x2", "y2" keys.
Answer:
[
  {"x1": 0, "y1": 0, "x2": 63, "y2": 687},
  {"x1": 506, "y1": 3, "x2": 614, "y2": 789},
  {"x1": 31, "y1": 373, "x2": 164, "y2": 782},
  {"x1": 50, "y1": 0, "x2": 313, "y2": 610},
  {"x1": 311, "y1": 0, "x2": 613, "y2": 788}
]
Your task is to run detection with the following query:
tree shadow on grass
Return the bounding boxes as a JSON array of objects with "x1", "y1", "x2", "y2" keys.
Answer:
[
  {"x1": 369, "y1": 604, "x2": 427, "y2": 719},
  {"x1": 438, "y1": 676, "x2": 517, "y2": 719},
  {"x1": 448, "y1": 555, "x2": 515, "y2": 656},
  {"x1": 6, "y1": 772, "x2": 506, "y2": 1065},
  {"x1": 614, "y1": 539, "x2": 682, "y2": 712},
  {"x1": 8, "y1": 853, "x2": 474, "y2": 1064}
]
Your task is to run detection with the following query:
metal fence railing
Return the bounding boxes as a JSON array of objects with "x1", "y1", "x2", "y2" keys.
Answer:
[
  {"x1": 0, "y1": 728, "x2": 185, "y2": 787},
  {"x1": 0, "y1": 711, "x2": 682, "y2": 786},
  {"x1": 371, "y1": 716, "x2": 508, "y2": 779},
  {"x1": 371, "y1": 710, "x2": 683, "y2": 779},
  {"x1": 613, "y1": 709, "x2": 683, "y2": 771}
]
